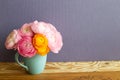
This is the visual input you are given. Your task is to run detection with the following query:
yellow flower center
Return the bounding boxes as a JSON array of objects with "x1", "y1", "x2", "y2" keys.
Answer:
[{"x1": 37, "y1": 37, "x2": 44, "y2": 44}]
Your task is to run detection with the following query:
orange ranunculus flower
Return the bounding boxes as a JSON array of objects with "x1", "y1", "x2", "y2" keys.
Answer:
[{"x1": 32, "y1": 34, "x2": 49, "y2": 56}]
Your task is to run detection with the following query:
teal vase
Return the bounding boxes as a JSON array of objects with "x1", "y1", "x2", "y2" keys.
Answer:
[{"x1": 15, "y1": 53, "x2": 47, "y2": 74}]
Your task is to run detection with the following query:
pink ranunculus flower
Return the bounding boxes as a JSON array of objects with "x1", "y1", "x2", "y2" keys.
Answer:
[
  {"x1": 46, "y1": 30, "x2": 63, "y2": 53},
  {"x1": 31, "y1": 20, "x2": 48, "y2": 34},
  {"x1": 19, "y1": 23, "x2": 34, "y2": 37},
  {"x1": 17, "y1": 37, "x2": 36, "y2": 57},
  {"x1": 31, "y1": 21, "x2": 63, "y2": 53},
  {"x1": 5, "y1": 29, "x2": 21, "y2": 49}
]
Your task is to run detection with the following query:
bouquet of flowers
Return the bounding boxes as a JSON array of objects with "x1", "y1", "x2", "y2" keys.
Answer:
[{"x1": 5, "y1": 21, "x2": 63, "y2": 57}]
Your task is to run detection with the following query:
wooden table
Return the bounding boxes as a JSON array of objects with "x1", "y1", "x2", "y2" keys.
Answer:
[{"x1": 0, "y1": 61, "x2": 120, "y2": 80}]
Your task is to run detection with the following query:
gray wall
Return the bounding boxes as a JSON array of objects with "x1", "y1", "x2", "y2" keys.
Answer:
[{"x1": 1, "y1": 0, "x2": 120, "y2": 62}]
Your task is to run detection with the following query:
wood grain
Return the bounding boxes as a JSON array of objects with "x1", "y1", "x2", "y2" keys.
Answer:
[
  {"x1": 45, "y1": 61, "x2": 120, "y2": 73},
  {"x1": 0, "y1": 61, "x2": 120, "y2": 80}
]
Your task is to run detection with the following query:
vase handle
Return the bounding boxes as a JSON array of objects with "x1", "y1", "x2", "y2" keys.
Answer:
[{"x1": 15, "y1": 53, "x2": 28, "y2": 71}]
